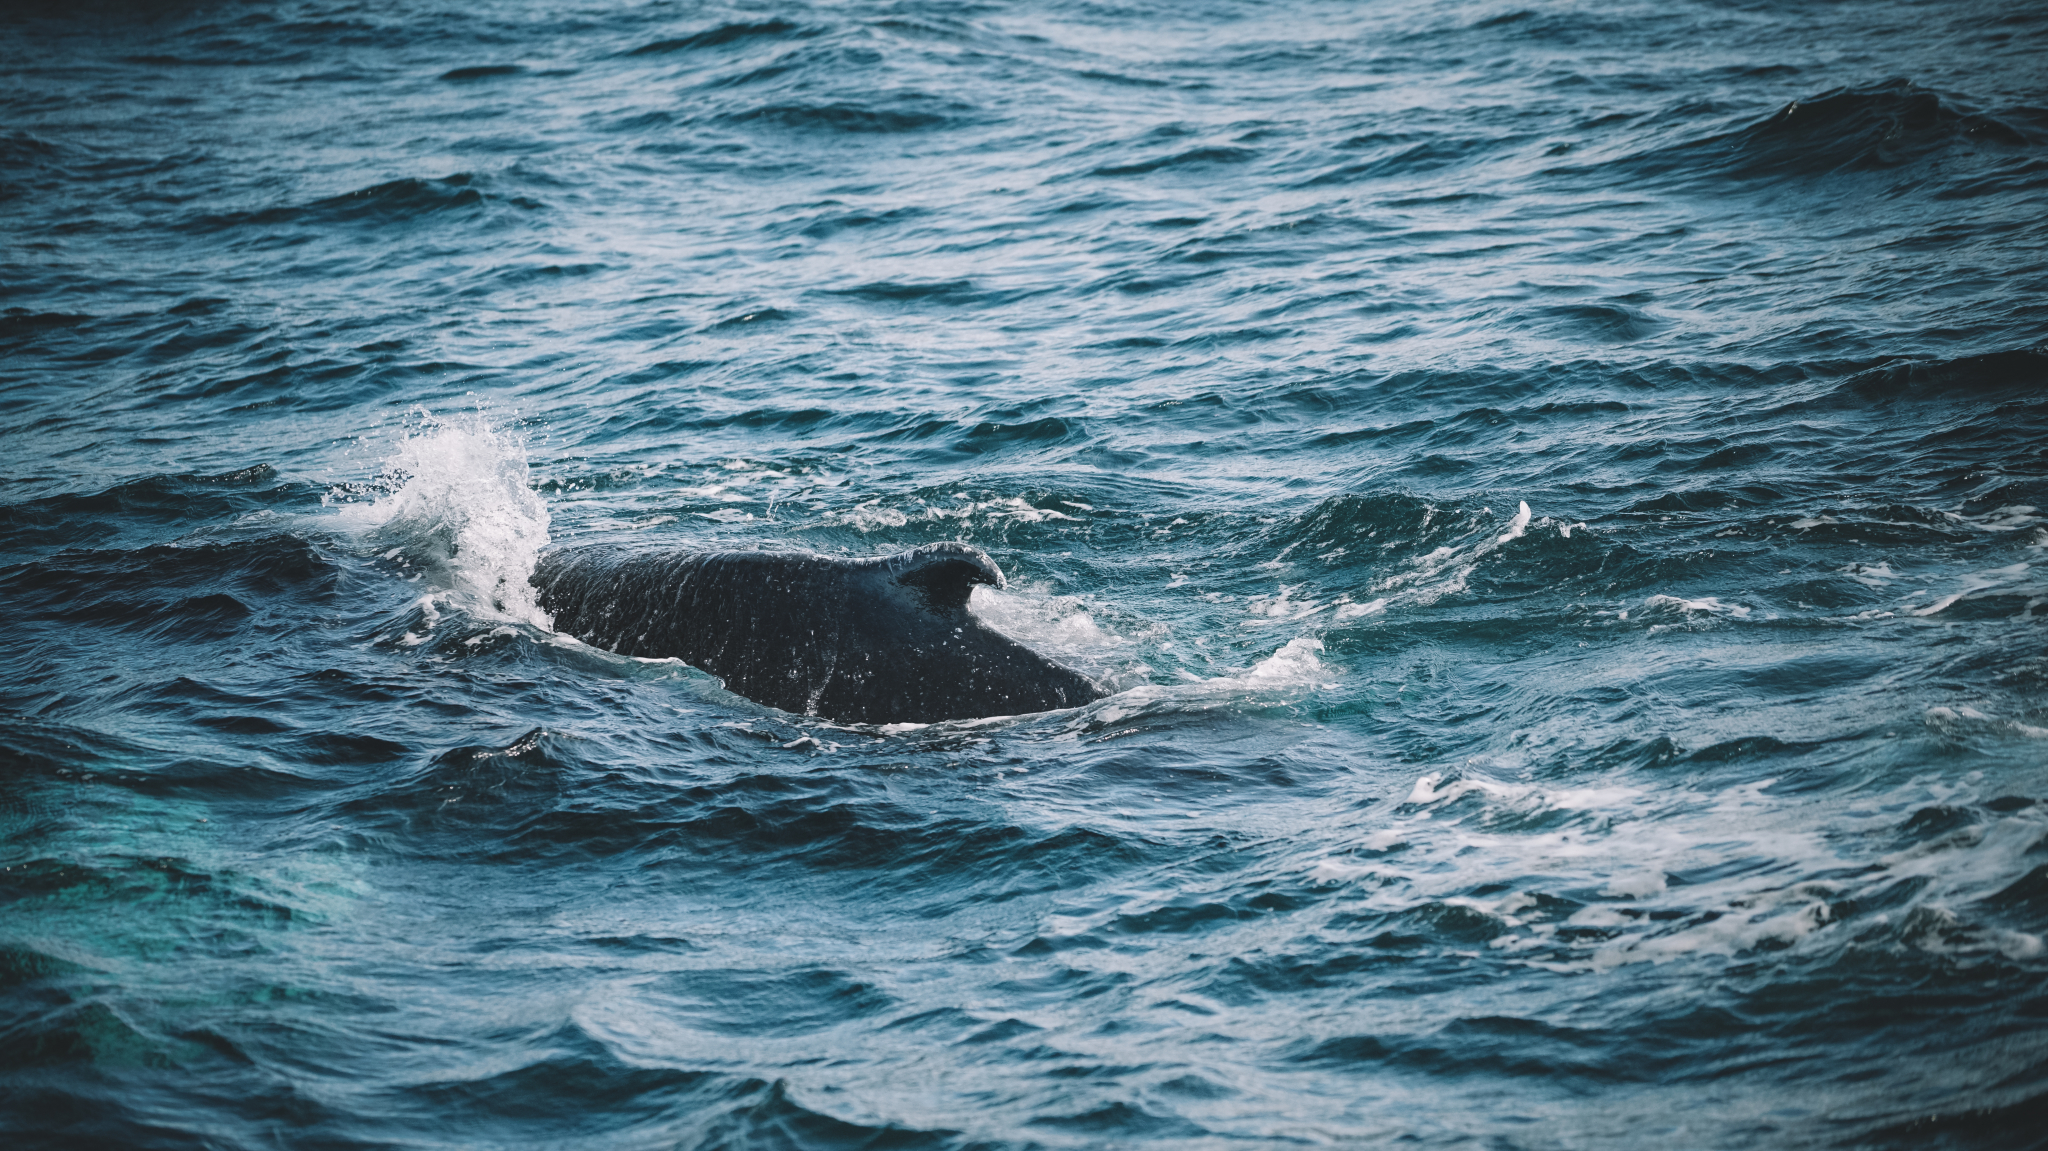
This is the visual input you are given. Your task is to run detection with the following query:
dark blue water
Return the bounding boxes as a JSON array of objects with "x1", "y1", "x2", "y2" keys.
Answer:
[{"x1": 4, "y1": 1, "x2": 2047, "y2": 1147}]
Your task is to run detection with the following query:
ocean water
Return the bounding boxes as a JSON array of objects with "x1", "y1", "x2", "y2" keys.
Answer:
[{"x1": 3, "y1": 0, "x2": 2046, "y2": 1146}]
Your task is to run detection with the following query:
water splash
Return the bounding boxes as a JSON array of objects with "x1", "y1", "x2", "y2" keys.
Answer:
[
  {"x1": 969, "y1": 585, "x2": 1123, "y2": 678},
  {"x1": 336, "y1": 409, "x2": 553, "y2": 627},
  {"x1": 1335, "y1": 499, "x2": 1539, "y2": 619}
]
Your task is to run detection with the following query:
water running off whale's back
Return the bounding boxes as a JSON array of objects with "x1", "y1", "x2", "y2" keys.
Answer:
[{"x1": 532, "y1": 542, "x2": 1108, "y2": 724}]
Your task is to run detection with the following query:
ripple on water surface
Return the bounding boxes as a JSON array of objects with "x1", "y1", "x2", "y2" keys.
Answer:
[{"x1": 3, "y1": 0, "x2": 2048, "y2": 1148}]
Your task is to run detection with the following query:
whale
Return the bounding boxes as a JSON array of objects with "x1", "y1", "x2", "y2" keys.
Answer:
[{"x1": 531, "y1": 541, "x2": 1109, "y2": 724}]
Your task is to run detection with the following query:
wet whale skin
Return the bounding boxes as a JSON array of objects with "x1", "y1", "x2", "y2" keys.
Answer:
[{"x1": 532, "y1": 541, "x2": 1107, "y2": 724}]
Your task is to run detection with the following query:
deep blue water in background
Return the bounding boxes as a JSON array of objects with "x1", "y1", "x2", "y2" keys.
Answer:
[{"x1": 4, "y1": 1, "x2": 2047, "y2": 1147}]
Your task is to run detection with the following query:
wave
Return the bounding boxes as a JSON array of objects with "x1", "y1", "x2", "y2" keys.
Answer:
[
  {"x1": 1091, "y1": 145, "x2": 1255, "y2": 178},
  {"x1": 623, "y1": 19, "x2": 811, "y2": 57},
  {"x1": 1257, "y1": 490, "x2": 1592, "y2": 586},
  {"x1": 1826, "y1": 344, "x2": 2048, "y2": 404},
  {"x1": 0, "y1": 534, "x2": 334, "y2": 645},
  {"x1": 822, "y1": 277, "x2": 984, "y2": 303},
  {"x1": 0, "y1": 465, "x2": 289, "y2": 552},
  {"x1": 1514, "y1": 301, "x2": 1665, "y2": 344},
  {"x1": 181, "y1": 173, "x2": 544, "y2": 233},
  {"x1": 7, "y1": 2, "x2": 2048, "y2": 1145},
  {"x1": 0, "y1": 130, "x2": 62, "y2": 198},
  {"x1": 1299, "y1": 135, "x2": 1507, "y2": 187},
  {"x1": 323, "y1": 726, "x2": 1161, "y2": 882},
  {"x1": 438, "y1": 64, "x2": 522, "y2": 82},
  {"x1": 1568, "y1": 80, "x2": 2045, "y2": 187},
  {"x1": 0, "y1": 309, "x2": 95, "y2": 349},
  {"x1": 1728, "y1": 80, "x2": 2038, "y2": 174},
  {"x1": 719, "y1": 98, "x2": 967, "y2": 135}
]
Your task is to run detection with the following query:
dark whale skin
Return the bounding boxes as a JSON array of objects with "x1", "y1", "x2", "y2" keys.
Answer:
[{"x1": 531, "y1": 541, "x2": 1109, "y2": 724}]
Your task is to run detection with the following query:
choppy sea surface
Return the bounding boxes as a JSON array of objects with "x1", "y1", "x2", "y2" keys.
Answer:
[{"x1": 4, "y1": 1, "x2": 2047, "y2": 1147}]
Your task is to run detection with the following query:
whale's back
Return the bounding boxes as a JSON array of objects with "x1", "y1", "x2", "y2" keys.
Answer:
[{"x1": 533, "y1": 544, "x2": 1107, "y2": 724}]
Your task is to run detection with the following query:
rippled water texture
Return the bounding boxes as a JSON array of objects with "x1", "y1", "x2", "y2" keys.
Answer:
[{"x1": 4, "y1": 1, "x2": 2047, "y2": 1147}]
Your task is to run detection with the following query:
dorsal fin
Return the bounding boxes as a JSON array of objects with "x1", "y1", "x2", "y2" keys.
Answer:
[{"x1": 888, "y1": 542, "x2": 1004, "y2": 611}]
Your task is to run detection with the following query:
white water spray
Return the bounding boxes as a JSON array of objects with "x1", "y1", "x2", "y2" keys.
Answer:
[{"x1": 334, "y1": 410, "x2": 553, "y2": 628}]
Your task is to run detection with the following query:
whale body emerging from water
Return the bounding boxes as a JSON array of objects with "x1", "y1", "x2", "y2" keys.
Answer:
[{"x1": 531, "y1": 542, "x2": 1108, "y2": 724}]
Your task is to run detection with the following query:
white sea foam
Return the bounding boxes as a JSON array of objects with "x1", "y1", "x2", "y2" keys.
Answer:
[
  {"x1": 1795, "y1": 503, "x2": 2042, "y2": 537},
  {"x1": 1947, "y1": 504, "x2": 2040, "y2": 533},
  {"x1": 840, "y1": 501, "x2": 909, "y2": 531},
  {"x1": 1246, "y1": 636, "x2": 1326, "y2": 681},
  {"x1": 1404, "y1": 767, "x2": 1642, "y2": 814},
  {"x1": 970, "y1": 586, "x2": 1117, "y2": 666},
  {"x1": 1638, "y1": 594, "x2": 1755, "y2": 635},
  {"x1": 1333, "y1": 597, "x2": 1389, "y2": 620},
  {"x1": 1909, "y1": 561, "x2": 2032, "y2": 617},
  {"x1": 1841, "y1": 561, "x2": 1898, "y2": 586},
  {"x1": 821, "y1": 493, "x2": 1082, "y2": 532},
  {"x1": 1642, "y1": 594, "x2": 1750, "y2": 616},
  {"x1": 1496, "y1": 500, "x2": 1532, "y2": 544},
  {"x1": 1242, "y1": 583, "x2": 1323, "y2": 622},
  {"x1": 1368, "y1": 500, "x2": 1532, "y2": 608},
  {"x1": 1316, "y1": 501, "x2": 1548, "y2": 624},
  {"x1": 1925, "y1": 705, "x2": 2048, "y2": 740},
  {"x1": 1302, "y1": 764, "x2": 2048, "y2": 976},
  {"x1": 333, "y1": 409, "x2": 553, "y2": 629},
  {"x1": 1071, "y1": 638, "x2": 1330, "y2": 728}
]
